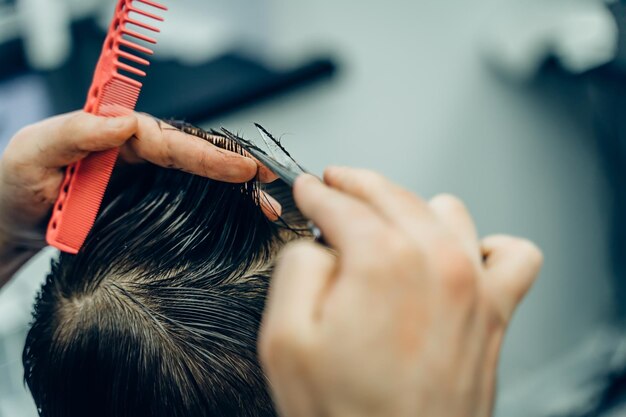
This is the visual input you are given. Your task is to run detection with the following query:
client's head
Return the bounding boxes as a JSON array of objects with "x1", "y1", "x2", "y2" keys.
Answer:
[{"x1": 23, "y1": 129, "x2": 304, "y2": 417}]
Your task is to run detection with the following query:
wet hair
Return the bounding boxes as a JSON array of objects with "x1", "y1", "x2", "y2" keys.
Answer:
[{"x1": 22, "y1": 126, "x2": 305, "y2": 417}]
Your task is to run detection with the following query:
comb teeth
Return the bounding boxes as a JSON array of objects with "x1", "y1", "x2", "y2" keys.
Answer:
[
  {"x1": 109, "y1": 0, "x2": 168, "y2": 82},
  {"x1": 116, "y1": 60, "x2": 147, "y2": 77},
  {"x1": 99, "y1": 76, "x2": 141, "y2": 113},
  {"x1": 116, "y1": 49, "x2": 150, "y2": 66},
  {"x1": 125, "y1": 17, "x2": 160, "y2": 33},
  {"x1": 47, "y1": 0, "x2": 168, "y2": 254},
  {"x1": 128, "y1": 5, "x2": 165, "y2": 22},
  {"x1": 118, "y1": 38, "x2": 154, "y2": 55},
  {"x1": 47, "y1": 149, "x2": 121, "y2": 254},
  {"x1": 136, "y1": 0, "x2": 167, "y2": 10},
  {"x1": 113, "y1": 72, "x2": 143, "y2": 88},
  {"x1": 122, "y1": 28, "x2": 157, "y2": 44},
  {"x1": 104, "y1": 78, "x2": 142, "y2": 106}
]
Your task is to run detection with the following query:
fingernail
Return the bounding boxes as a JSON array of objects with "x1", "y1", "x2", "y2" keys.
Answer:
[{"x1": 261, "y1": 193, "x2": 282, "y2": 220}]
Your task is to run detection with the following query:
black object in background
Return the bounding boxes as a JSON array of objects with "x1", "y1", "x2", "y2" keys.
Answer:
[
  {"x1": 43, "y1": 19, "x2": 337, "y2": 123},
  {"x1": 531, "y1": 1, "x2": 626, "y2": 325},
  {"x1": 137, "y1": 54, "x2": 336, "y2": 123},
  {"x1": 587, "y1": 1, "x2": 626, "y2": 321},
  {"x1": 0, "y1": 35, "x2": 27, "y2": 80}
]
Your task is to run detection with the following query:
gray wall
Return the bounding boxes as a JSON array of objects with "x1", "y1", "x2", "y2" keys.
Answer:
[{"x1": 217, "y1": 0, "x2": 615, "y2": 388}]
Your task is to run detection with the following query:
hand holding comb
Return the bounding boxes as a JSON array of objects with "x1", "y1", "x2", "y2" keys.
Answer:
[{"x1": 46, "y1": 0, "x2": 167, "y2": 254}]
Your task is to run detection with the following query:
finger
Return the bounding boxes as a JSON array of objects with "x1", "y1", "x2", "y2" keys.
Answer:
[
  {"x1": 221, "y1": 147, "x2": 278, "y2": 183},
  {"x1": 293, "y1": 174, "x2": 389, "y2": 251},
  {"x1": 429, "y1": 194, "x2": 479, "y2": 251},
  {"x1": 128, "y1": 114, "x2": 258, "y2": 183},
  {"x1": 481, "y1": 235, "x2": 544, "y2": 321},
  {"x1": 260, "y1": 241, "x2": 336, "y2": 356},
  {"x1": 260, "y1": 248, "x2": 332, "y2": 417},
  {"x1": 10, "y1": 111, "x2": 137, "y2": 168},
  {"x1": 259, "y1": 191, "x2": 282, "y2": 221},
  {"x1": 323, "y1": 166, "x2": 432, "y2": 228},
  {"x1": 257, "y1": 164, "x2": 280, "y2": 183},
  {"x1": 118, "y1": 129, "x2": 279, "y2": 184}
]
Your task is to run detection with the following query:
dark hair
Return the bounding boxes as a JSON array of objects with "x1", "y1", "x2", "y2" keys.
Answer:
[{"x1": 23, "y1": 127, "x2": 303, "y2": 417}]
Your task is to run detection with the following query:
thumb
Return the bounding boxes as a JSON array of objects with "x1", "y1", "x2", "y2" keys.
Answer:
[
  {"x1": 481, "y1": 235, "x2": 543, "y2": 322},
  {"x1": 11, "y1": 111, "x2": 138, "y2": 169}
]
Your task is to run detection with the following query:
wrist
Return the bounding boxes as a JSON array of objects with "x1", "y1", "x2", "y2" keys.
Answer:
[{"x1": 0, "y1": 220, "x2": 46, "y2": 289}]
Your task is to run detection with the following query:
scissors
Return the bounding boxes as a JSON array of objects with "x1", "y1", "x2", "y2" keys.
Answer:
[{"x1": 220, "y1": 125, "x2": 324, "y2": 243}]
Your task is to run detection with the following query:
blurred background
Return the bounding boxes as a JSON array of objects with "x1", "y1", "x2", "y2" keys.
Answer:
[{"x1": 2, "y1": 0, "x2": 626, "y2": 416}]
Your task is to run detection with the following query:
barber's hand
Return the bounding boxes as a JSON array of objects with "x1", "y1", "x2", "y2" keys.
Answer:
[
  {"x1": 259, "y1": 167, "x2": 542, "y2": 417},
  {"x1": 0, "y1": 111, "x2": 280, "y2": 246}
]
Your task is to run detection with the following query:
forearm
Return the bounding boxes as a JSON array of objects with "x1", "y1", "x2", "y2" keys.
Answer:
[
  {"x1": 0, "y1": 165, "x2": 48, "y2": 288},
  {"x1": 0, "y1": 226, "x2": 46, "y2": 289}
]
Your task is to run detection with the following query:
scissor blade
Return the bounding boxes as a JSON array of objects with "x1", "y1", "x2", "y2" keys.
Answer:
[
  {"x1": 254, "y1": 124, "x2": 307, "y2": 173},
  {"x1": 249, "y1": 148, "x2": 301, "y2": 186},
  {"x1": 221, "y1": 126, "x2": 325, "y2": 245},
  {"x1": 256, "y1": 125, "x2": 282, "y2": 159},
  {"x1": 220, "y1": 127, "x2": 301, "y2": 186}
]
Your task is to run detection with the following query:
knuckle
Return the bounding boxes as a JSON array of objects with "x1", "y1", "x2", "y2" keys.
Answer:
[
  {"x1": 436, "y1": 244, "x2": 478, "y2": 297},
  {"x1": 66, "y1": 120, "x2": 100, "y2": 152},
  {"x1": 12, "y1": 125, "x2": 35, "y2": 142},
  {"x1": 431, "y1": 193, "x2": 467, "y2": 214},
  {"x1": 65, "y1": 111, "x2": 85, "y2": 128},
  {"x1": 516, "y1": 239, "x2": 544, "y2": 267},
  {"x1": 357, "y1": 232, "x2": 419, "y2": 277},
  {"x1": 67, "y1": 114, "x2": 102, "y2": 151},
  {"x1": 385, "y1": 235, "x2": 419, "y2": 262}
]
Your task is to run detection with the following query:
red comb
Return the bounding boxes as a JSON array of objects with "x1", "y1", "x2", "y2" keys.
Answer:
[{"x1": 46, "y1": 0, "x2": 167, "y2": 254}]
